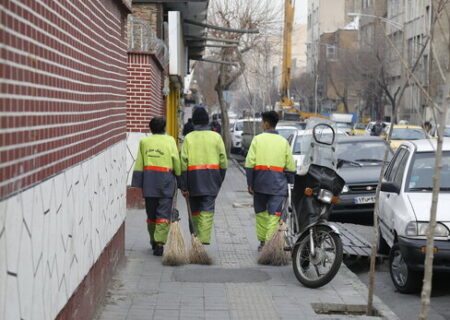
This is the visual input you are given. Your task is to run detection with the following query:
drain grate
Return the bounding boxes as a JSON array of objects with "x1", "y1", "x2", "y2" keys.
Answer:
[
  {"x1": 173, "y1": 268, "x2": 271, "y2": 283},
  {"x1": 311, "y1": 303, "x2": 382, "y2": 317}
]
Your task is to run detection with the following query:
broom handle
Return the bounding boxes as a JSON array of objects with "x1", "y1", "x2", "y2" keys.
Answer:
[
  {"x1": 170, "y1": 179, "x2": 178, "y2": 223},
  {"x1": 184, "y1": 196, "x2": 197, "y2": 236}
]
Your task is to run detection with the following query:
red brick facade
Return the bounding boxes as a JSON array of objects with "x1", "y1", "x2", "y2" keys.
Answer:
[
  {"x1": 126, "y1": 52, "x2": 165, "y2": 132},
  {"x1": 0, "y1": 0, "x2": 129, "y2": 199}
]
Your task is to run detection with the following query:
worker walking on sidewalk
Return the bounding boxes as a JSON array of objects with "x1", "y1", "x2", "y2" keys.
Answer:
[
  {"x1": 131, "y1": 117, "x2": 181, "y2": 256},
  {"x1": 180, "y1": 107, "x2": 228, "y2": 244},
  {"x1": 245, "y1": 111, "x2": 296, "y2": 251}
]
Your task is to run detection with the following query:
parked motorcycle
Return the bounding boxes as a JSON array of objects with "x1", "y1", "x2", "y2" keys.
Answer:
[{"x1": 284, "y1": 119, "x2": 345, "y2": 288}]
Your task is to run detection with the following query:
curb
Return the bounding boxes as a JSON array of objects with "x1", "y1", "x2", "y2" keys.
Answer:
[{"x1": 340, "y1": 264, "x2": 400, "y2": 320}]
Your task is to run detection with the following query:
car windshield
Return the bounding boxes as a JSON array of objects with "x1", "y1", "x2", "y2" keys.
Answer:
[
  {"x1": 293, "y1": 132, "x2": 343, "y2": 154},
  {"x1": 444, "y1": 127, "x2": 450, "y2": 137},
  {"x1": 354, "y1": 123, "x2": 366, "y2": 130},
  {"x1": 278, "y1": 128, "x2": 297, "y2": 140},
  {"x1": 407, "y1": 152, "x2": 450, "y2": 191},
  {"x1": 391, "y1": 128, "x2": 426, "y2": 140},
  {"x1": 235, "y1": 121, "x2": 244, "y2": 131},
  {"x1": 336, "y1": 141, "x2": 393, "y2": 162},
  {"x1": 336, "y1": 122, "x2": 352, "y2": 129}
]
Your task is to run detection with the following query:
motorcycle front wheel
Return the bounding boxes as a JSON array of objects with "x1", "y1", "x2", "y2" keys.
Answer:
[{"x1": 292, "y1": 226, "x2": 343, "y2": 288}]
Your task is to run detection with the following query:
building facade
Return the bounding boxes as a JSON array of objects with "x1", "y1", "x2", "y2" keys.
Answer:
[
  {"x1": 318, "y1": 29, "x2": 360, "y2": 113},
  {"x1": 0, "y1": 1, "x2": 131, "y2": 319},
  {"x1": 306, "y1": 0, "x2": 361, "y2": 72},
  {"x1": 386, "y1": 0, "x2": 431, "y2": 124}
]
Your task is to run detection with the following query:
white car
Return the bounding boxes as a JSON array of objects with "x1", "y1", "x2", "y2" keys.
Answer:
[
  {"x1": 288, "y1": 128, "x2": 348, "y2": 174},
  {"x1": 378, "y1": 139, "x2": 450, "y2": 293},
  {"x1": 230, "y1": 119, "x2": 245, "y2": 153}
]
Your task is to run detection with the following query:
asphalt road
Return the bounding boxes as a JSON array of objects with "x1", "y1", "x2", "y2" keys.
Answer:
[{"x1": 344, "y1": 224, "x2": 450, "y2": 320}]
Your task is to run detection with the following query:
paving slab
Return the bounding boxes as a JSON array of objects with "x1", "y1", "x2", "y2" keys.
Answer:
[{"x1": 96, "y1": 161, "x2": 398, "y2": 320}]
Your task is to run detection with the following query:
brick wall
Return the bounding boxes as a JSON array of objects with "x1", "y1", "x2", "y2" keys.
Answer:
[
  {"x1": 0, "y1": 0, "x2": 129, "y2": 200},
  {"x1": 126, "y1": 52, "x2": 165, "y2": 132},
  {"x1": 0, "y1": 0, "x2": 130, "y2": 319},
  {"x1": 131, "y1": 3, "x2": 163, "y2": 37}
]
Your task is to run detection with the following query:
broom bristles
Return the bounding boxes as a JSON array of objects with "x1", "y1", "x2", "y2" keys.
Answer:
[
  {"x1": 189, "y1": 234, "x2": 213, "y2": 265},
  {"x1": 258, "y1": 223, "x2": 290, "y2": 266},
  {"x1": 162, "y1": 221, "x2": 189, "y2": 266}
]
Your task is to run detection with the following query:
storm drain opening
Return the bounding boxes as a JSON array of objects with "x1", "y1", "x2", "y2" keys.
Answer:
[
  {"x1": 173, "y1": 268, "x2": 271, "y2": 283},
  {"x1": 311, "y1": 303, "x2": 382, "y2": 317}
]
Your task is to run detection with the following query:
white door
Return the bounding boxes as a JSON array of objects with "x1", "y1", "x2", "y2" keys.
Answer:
[{"x1": 379, "y1": 148, "x2": 409, "y2": 246}]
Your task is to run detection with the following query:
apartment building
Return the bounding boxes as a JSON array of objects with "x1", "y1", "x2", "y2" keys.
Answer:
[
  {"x1": 386, "y1": 0, "x2": 431, "y2": 123},
  {"x1": 306, "y1": 0, "x2": 361, "y2": 72}
]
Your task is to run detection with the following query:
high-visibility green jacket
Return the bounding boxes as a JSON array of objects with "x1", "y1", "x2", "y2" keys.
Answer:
[
  {"x1": 131, "y1": 134, "x2": 181, "y2": 198},
  {"x1": 180, "y1": 126, "x2": 228, "y2": 196},
  {"x1": 245, "y1": 130, "x2": 296, "y2": 196}
]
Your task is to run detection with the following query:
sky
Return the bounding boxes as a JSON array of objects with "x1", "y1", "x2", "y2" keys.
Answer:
[{"x1": 294, "y1": 0, "x2": 307, "y2": 24}]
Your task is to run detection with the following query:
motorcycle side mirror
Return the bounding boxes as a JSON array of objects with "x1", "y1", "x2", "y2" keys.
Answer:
[{"x1": 312, "y1": 124, "x2": 335, "y2": 145}]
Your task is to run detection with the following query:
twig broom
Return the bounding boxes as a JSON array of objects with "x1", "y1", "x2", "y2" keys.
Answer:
[
  {"x1": 185, "y1": 197, "x2": 212, "y2": 265},
  {"x1": 258, "y1": 186, "x2": 292, "y2": 266},
  {"x1": 162, "y1": 186, "x2": 189, "y2": 266}
]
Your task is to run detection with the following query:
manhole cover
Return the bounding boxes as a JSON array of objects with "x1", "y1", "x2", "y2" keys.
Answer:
[{"x1": 173, "y1": 268, "x2": 270, "y2": 283}]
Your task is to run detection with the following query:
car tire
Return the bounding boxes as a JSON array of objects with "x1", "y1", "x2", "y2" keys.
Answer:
[{"x1": 389, "y1": 243, "x2": 422, "y2": 294}]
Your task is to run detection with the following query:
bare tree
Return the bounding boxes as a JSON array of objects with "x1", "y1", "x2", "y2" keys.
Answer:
[
  {"x1": 193, "y1": 62, "x2": 219, "y2": 109},
  {"x1": 419, "y1": 1, "x2": 450, "y2": 319},
  {"x1": 204, "y1": 0, "x2": 281, "y2": 154},
  {"x1": 291, "y1": 72, "x2": 316, "y2": 111},
  {"x1": 357, "y1": 1, "x2": 449, "y2": 315}
]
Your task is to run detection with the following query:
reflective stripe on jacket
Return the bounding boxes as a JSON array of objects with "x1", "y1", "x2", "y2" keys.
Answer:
[
  {"x1": 131, "y1": 134, "x2": 181, "y2": 197},
  {"x1": 180, "y1": 126, "x2": 228, "y2": 196},
  {"x1": 244, "y1": 130, "x2": 296, "y2": 196}
]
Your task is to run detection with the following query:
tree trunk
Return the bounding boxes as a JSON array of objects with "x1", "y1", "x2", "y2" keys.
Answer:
[
  {"x1": 216, "y1": 86, "x2": 231, "y2": 156},
  {"x1": 366, "y1": 102, "x2": 396, "y2": 315},
  {"x1": 418, "y1": 97, "x2": 448, "y2": 320},
  {"x1": 418, "y1": 46, "x2": 450, "y2": 317}
]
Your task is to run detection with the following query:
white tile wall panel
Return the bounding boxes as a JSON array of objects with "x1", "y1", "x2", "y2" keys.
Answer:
[
  {"x1": 0, "y1": 229, "x2": 6, "y2": 320},
  {"x1": 0, "y1": 140, "x2": 127, "y2": 320},
  {"x1": 5, "y1": 195, "x2": 22, "y2": 274},
  {"x1": 126, "y1": 132, "x2": 149, "y2": 185}
]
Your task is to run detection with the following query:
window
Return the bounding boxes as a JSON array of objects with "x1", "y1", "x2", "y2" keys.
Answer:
[
  {"x1": 393, "y1": 151, "x2": 410, "y2": 186},
  {"x1": 385, "y1": 148, "x2": 407, "y2": 181},
  {"x1": 326, "y1": 45, "x2": 336, "y2": 60},
  {"x1": 406, "y1": 151, "x2": 450, "y2": 191}
]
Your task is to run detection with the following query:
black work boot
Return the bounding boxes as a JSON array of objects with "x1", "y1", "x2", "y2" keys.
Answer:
[
  {"x1": 153, "y1": 245, "x2": 164, "y2": 256},
  {"x1": 150, "y1": 241, "x2": 157, "y2": 250},
  {"x1": 258, "y1": 241, "x2": 265, "y2": 252}
]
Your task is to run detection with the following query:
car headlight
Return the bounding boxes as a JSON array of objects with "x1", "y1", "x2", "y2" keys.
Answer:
[
  {"x1": 317, "y1": 189, "x2": 334, "y2": 204},
  {"x1": 405, "y1": 222, "x2": 450, "y2": 237},
  {"x1": 341, "y1": 185, "x2": 349, "y2": 193}
]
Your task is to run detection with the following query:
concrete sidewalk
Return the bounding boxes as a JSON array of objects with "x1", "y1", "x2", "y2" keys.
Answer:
[{"x1": 96, "y1": 161, "x2": 398, "y2": 320}]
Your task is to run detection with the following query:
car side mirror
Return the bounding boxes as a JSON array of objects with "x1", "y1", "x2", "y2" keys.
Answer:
[
  {"x1": 381, "y1": 181, "x2": 400, "y2": 194},
  {"x1": 337, "y1": 159, "x2": 344, "y2": 169}
]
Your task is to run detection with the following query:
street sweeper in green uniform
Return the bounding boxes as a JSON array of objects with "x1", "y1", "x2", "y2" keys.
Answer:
[
  {"x1": 180, "y1": 107, "x2": 228, "y2": 245},
  {"x1": 245, "y1": 111, "x2": 296, "y2": 251},
  {"x1": 131, "y1": 117, "x2": 181, "y2": 256}
]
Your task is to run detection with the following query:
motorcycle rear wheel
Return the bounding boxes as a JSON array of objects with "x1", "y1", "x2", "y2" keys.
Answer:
[{"x1": 292, "y1": 226, "x2": 343, "y2": 288}]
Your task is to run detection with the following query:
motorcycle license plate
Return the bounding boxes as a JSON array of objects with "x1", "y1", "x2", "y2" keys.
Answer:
[{"x1": 354, "y1": 196, "x2": 376, "y2": 204}]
